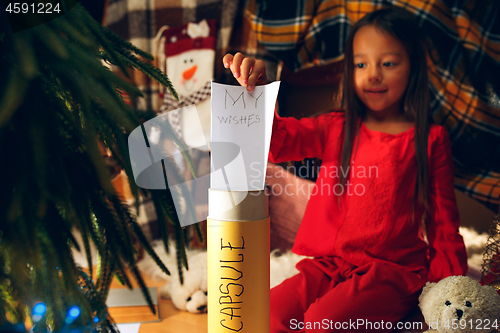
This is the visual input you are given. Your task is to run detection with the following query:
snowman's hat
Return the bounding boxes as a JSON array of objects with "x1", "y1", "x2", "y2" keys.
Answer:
[{"x1": 163, "y1": 19, "x2": 217, "y2": 57}]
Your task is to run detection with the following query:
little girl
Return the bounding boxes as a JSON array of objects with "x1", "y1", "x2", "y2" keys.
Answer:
[{"x1": 223, "y1": 7, "x2": 467, "y2": 332}]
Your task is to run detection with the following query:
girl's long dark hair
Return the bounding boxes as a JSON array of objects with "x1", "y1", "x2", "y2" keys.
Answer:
[{"x1": 339, "y1": 7, "x2": 431, "y2": 220}]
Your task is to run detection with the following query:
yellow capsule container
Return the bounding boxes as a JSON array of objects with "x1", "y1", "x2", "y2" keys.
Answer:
[{"x1": 207, "y1": 189, "x2": 270, "y2": 333}]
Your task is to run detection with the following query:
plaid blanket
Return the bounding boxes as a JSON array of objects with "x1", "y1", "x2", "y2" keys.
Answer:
[{"x1": 245, "y1": 0, "x2": 500, "y2": 212}]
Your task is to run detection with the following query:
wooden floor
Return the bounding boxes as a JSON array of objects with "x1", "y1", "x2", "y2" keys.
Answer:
[
  {"x1": 129, "y1": 299, "x2": 207, "y2": 333},
  {"x1": 109, "y1": 271, "x2": 207, "y2": 333}
]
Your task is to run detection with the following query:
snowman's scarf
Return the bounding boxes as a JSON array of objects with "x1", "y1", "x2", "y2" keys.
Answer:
[
  {"x1": 160, "y1": 81, "x2": 211, "y2": 113},
  {"x1": 159, "y1": 81, "x2": 211, "y2": 136}
]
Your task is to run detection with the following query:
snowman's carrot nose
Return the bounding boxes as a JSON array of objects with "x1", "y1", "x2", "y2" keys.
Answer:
[{"x1": 183, "y1": 65, "x2": 197, "y2": 80}]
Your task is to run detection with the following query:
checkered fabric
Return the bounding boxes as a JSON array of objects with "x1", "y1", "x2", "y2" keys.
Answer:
[{"x1": 245, "y1": 0, "x2": 500, "y2": 212}]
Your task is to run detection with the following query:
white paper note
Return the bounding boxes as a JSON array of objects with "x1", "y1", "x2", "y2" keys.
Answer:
[
  {"x1": 210, "y1": 81, "x2": 280, "y2": 191},
  {"x1": 116, "y1": 323, "x2": 141, "y2": 333}
]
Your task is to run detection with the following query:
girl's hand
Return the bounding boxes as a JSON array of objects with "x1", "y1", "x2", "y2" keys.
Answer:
[{"x1": 223, "y1": 52, "x2": 268, "y2": 91}]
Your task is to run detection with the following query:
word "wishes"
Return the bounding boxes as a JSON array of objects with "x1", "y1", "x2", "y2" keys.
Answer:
[{"x1": 217, "y1": 115, "x2": 260, "y2": 127}]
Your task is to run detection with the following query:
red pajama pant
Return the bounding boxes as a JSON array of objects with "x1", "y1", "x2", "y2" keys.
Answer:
[{"x1": 270, "y1": 257, "x2": 424, "y2": 332}]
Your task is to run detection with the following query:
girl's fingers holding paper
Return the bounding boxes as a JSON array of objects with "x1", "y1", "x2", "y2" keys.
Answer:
[
  {"x1": 223, "y1": 54, "x2": 234, "y2": 69},
  {"x1": 247, "y1": 60, "x2": 267, "y2": 91},
  {"x1": 230, "y1": 52, "x2": 246, "y2": 79},
  {"x1": 222, "y1": 53, "x2": 268, "y2": 90},
  {"x1": 240, "y1": 57, "x2": 256, "y2": 85}
]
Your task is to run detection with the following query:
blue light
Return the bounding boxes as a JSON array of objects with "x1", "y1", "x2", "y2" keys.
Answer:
[
  {"x1": 68, "y1": 306, "x2": 80, "y2": 318},
  {"x1": 33, "y1": 303, "x2": 47, "y2": 315},
  {"x1": 93, "y1": 316, "x2": 99, "y2": 323}
]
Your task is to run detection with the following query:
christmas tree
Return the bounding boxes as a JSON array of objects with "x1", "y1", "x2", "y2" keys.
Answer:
[{"x1": 0, "y1": 3, "x2": 201, "y2": 331}]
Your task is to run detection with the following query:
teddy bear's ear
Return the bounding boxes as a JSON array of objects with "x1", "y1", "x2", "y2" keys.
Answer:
[
  {"x1": 482, "y1": 284, "x2": 500, "y2": 302},
  {"x1": 419, "y1": 281, "x2": 437, "y2": 302}
]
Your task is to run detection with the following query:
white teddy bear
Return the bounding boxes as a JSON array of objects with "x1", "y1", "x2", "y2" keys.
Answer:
[
  {"x1": 160, "y1": 251, "x2": 208, "y2": 314},
  {"x1": 419, "y1": 276, "x2": 500, "y2": 333},
  {"x1": 137, "y1": 244, "x2": 208, "y2": 314}
]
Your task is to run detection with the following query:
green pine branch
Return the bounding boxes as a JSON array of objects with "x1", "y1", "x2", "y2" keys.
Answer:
[{"x1": 0, "y1": 3, "x2": 203, "y2": 332}]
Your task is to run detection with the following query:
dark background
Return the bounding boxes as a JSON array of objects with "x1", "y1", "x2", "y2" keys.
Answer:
[{"x1": 79, "y1": 0, "x2": 106, "y2": 22}]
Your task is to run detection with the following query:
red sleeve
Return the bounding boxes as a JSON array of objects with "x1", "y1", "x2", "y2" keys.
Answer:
[
  {"x1": 426, "y1": 127, "x2": 468, "y2": 282},
  {"x1": 269, "y1": 110, "x2": 339, "y2": 163}
]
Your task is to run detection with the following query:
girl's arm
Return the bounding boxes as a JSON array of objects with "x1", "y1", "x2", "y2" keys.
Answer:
[
  {"x1": 268, "y1": 112, "x2": 331, "y2": 163},
  {"x1": 426, "y1": 127, "x2": 468, "y2": 282},
  {"x1": 222, "y1": 53, "x2": 334, "y2": 163}
]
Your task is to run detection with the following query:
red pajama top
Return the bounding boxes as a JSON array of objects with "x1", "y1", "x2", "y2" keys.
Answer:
[{"x1": 269, "y1": 110, "x2": 467, "y2": 284}]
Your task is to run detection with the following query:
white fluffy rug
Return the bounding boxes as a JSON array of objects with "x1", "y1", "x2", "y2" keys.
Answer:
[{"x1": 459, "y1": 226, "x2": 489, "y2": 280}]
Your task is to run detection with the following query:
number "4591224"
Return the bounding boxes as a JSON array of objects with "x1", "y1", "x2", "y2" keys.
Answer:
[
  {"x1": 443, "y1": 319, "x2": 499, "y2": 330},
  {"x1": 6, "y1": 2, "x2": 61, "y2": 14}
]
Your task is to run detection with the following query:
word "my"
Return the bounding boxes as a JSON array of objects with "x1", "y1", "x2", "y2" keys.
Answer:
[{"x1": 225, "y1": 90, "x2": 263, "y2": 109}]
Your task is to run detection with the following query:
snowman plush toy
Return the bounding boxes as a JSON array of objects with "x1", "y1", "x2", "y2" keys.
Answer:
[{"x1": 159, "y1": 19, "x2": 216, "y2": 151}]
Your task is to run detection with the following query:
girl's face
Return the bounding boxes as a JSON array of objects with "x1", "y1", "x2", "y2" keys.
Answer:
[{"x1": 352, "y1": 25, "x2": 411, "y2": 120}]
